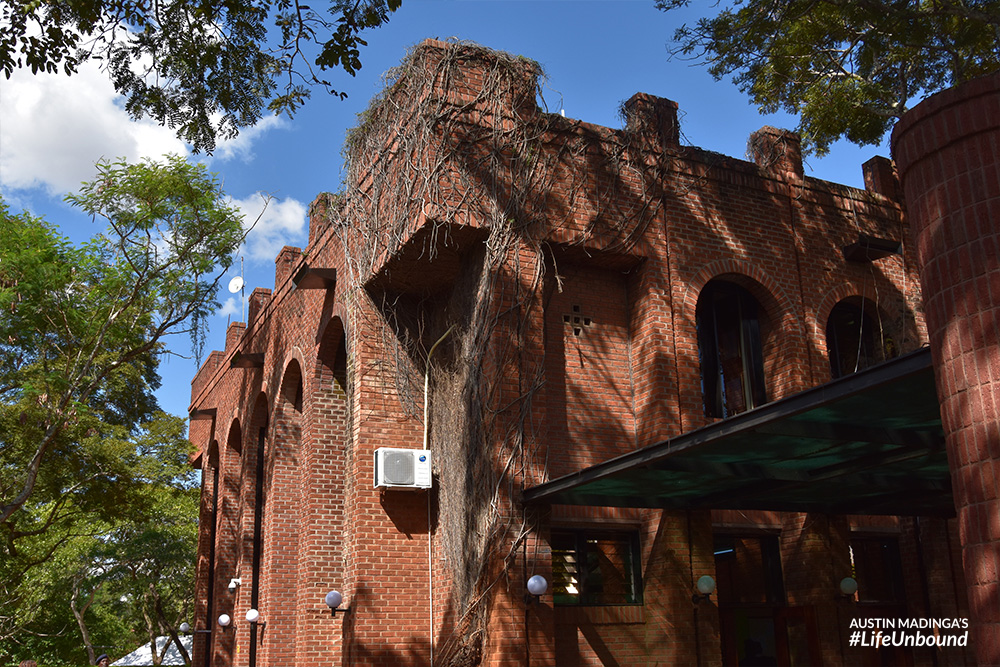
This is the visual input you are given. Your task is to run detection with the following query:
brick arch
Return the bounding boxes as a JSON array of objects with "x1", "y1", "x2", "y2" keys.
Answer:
[
  {"x1": 231, "y1": 393, "x2": 269, "y2": 665},
  {"x1": 278, "y1": 356, "x2": 305, "y2": 409},
  {"x1": 316, "y1": 298, "x2": 350, "y2": 352},
  {"x1": 816, "y1": 281, "x2": 882, "y2": 333},
  {"x1": 261, "y1": 347, "x2": 307, "y2": 416},
  {"x1": 817, "y1": 284, "x2": 904, "y2": 379},
  {"x1": 193, "y1": 437, "x2": 222, "y2": 667},
  {"x1": 316, "y1": 316, "x2": 349, "y2": 391},
  {"x1": 222, "y1": 417, "x2": 242, "y2": 456},
  {"x1": 257, "y1": 358, "x2": 305, "y2": 664},
  {"x1": 684, "y1": 261, "x2": 802, "y2": 410},
  {"x1": 685, "y1": 261, "x2": 798, "y2": 365},
  {"x1": 293, "y1": 315, "x2": 350, "y2": 662},
  {"x1": 212, "y1": 418, "x2": 243, "y2": 667},
  {"x1": 684, "y1": 259, "x2": 793, "y2": 318},
  {"x1": 277, "y1": 348, "x2": 308, "y2": 405},
  {"x1": 317, "y1": 306, "x2": 350, "y2": 358}
]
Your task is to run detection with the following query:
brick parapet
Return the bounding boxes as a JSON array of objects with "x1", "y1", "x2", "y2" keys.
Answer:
[{"x1": 748, "y1": 126, "x2": 805, "y2": 180}]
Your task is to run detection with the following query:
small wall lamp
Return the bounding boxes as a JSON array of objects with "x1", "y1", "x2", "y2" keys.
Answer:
[
  {"x1": 218, "y1": 613, "x2": 234, "y2": 630},
  {"x1": 839, "y1": 576, "x2": 858, "y2": 600},
  {"x1": 325, "y1": 590, "x2": 350, "y2": 616},
  {"x1": 525, "y1": 575, "x2": 548, "y2": 604},
  {"x1": 178, "y1": 622, "x2": 211, "y2": 636},
  {"x1": 692, "y1": 575, "x2": 716, "y2": 603},
  {"x1": 246, "y1": 608, "x2": 267, "y2": 642}
]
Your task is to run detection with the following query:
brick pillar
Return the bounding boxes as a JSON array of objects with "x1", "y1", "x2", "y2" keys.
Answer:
[{"x1": 892, "y1": 71, "x2": 1000, "y2": 665}]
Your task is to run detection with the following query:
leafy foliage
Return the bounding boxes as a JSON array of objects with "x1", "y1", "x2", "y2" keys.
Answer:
[
  {"x1": 0, "y1": 156, "x2": 245, "y2": 654},
  {"x1": 1, "y1": 414, "x2": 198, "y2": 664},
  {"x1": 0, "y1": 0, "x2": 402, "y2": 152},
  {"x1": 658, "y1": 0, "x2": 1000, "y2": 154}
]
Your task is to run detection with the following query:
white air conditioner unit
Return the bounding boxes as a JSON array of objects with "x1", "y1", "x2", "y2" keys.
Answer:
[{"x1": 374, "y1": 447, "x2": 432, "y2": 490}]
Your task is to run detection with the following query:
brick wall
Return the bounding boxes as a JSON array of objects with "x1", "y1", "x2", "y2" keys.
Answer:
[{"x1": 186, "y1": 39, "x2": 970, "y2": 667}]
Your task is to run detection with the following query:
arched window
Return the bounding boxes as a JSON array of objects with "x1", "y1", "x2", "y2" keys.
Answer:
[
  {"x1": 826, "y1": 301, "x2": 880, "y2": 378},
  {"x1": 697, "y1": 281, "x2": 768, "y2": 418}
]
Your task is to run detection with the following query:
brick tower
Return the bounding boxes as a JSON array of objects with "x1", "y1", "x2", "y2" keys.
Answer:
[{"x1": 892, "y1": 71, "x2": 1000, "y2": 665}]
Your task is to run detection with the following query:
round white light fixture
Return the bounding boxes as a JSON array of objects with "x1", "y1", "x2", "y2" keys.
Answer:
[
  {"x1": 527, "y1": 575, "x2": 548, "y2": 597},
  {"x1": 696, "y1": 575, "x2": 716, "y2": 596},
  {"x1": 840, "y1": 576, "x2": 859, "y2": 596},
  {"x1": 218, "y1": 613, "x2": 232, "y2": 628},
  {"x1": 325, "y1": 590, "x2": 350, "y2": 617},
  {"x1": 179, "y1": 622, "x2": 191, "y2": 634},
  {"x1": 246, "y1": 608, "x2": 260, "y2": 623}
]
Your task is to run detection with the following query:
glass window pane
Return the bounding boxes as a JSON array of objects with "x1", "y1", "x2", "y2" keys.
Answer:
[
  {"x1": 697, "y1": 281, "x2": 768, "y2": 417},
  {"x1": 714, "y1": 534, "x2": 785, "y2": 606},
  {"x1": 552, "y1": 530, "x2": 641, "y2": 606}
]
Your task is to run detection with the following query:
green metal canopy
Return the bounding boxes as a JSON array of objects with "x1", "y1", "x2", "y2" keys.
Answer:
[{"x1": 523, "y1": 348, "x2": 953, "y2": 516}]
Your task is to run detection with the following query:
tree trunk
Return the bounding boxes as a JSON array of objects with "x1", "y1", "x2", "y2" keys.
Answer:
[{"x1": 70, "y1": 576, "x2": 99, "y2": 665}]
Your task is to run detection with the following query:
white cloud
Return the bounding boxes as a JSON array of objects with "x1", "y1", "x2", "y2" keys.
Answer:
[
  {"x1": 217, "y1": 296, "x2": 241, "y2": 318},
  {"x1": 211, "y1": 115, "x2": 287, "y2": 164},
  {"x1": 233, "y1": 194, "x2": 308, "y2": 263},
  {"x1": 0, "y1": 59, "x2": 287, "y2": 198},
  {"x1": 0, "y1": 62, "x2": 188, "y2": 196}
]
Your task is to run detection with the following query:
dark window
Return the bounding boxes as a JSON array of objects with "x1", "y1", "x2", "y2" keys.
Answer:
[
  {"x1": 851, "y1": 537, "x2": 905, "y2": 604},
  {"x1": 552, "y1": 529, "x2": 642, "y2": 605},
  {"x1": 826, "y1": 301, "x2": 883, "y2": 378},
  {"x1": 697, "y1": 281, "x2": 768, "y2": 418},
  {"x1": 714, "y1": 534, "x2": 785, "y2": 606}
]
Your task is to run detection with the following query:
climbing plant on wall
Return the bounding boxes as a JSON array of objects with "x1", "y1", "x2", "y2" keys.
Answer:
[{"x1": 326, "y1": 40, "x2": 674, "y2": 662}]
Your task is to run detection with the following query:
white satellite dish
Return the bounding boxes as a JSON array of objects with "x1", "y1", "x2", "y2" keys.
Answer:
[{"x1": 228, "y1": 276, "x2": 245, "y2": 294}]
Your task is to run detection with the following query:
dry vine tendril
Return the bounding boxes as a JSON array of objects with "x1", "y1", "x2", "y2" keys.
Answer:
[{"x1": 320, "y1": 40, "x2": 673, "y2": 662}]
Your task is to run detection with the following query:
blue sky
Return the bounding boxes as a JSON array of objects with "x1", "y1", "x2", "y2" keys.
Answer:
[{"x1": 0, "y1": 0, "x2": 890, "y2": 419}]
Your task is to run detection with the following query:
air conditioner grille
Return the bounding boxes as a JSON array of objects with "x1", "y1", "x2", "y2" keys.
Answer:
[
  {"x1": 382, "y1": 451, "x2": 415, "y2": 485},
  {"x1": 374, "y1": 447, "x2": 431, "y2": 489}
]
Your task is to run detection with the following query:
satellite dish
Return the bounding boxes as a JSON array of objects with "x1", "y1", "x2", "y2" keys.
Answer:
[{"x1": 228, "y1": 276, "x2": 244, "y2": 294}]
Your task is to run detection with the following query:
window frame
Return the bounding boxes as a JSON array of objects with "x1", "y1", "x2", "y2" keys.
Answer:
[
  {"x1": 551, "y1": 528, "x2": 644, "y2": 607},
  {"x1": 697, "y1": 281, "x2": 769, "y2": 418},
  {"x1": 713, "y1": 533, "x2": 786, "y2": 608},
  {"x1": 826, "y1": 300, "x2": 883, "y2": 379},
  {"x1": 850, "y1": 535, "x2": 906, "y2": 605}
]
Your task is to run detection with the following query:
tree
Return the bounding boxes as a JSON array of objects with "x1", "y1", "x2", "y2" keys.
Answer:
[
  {"x1": 0, "y1": 0, "x2": 401, "y2": 152},
  {"x1": 2, "y1": 413, "x2": 199, "y2": 664},
  {"x1": 68, "y1": 414, "x2": 199, "y2": 666},
  {"x1": 658, "y1": 0, "x2": 1000, "y2": 154},
  {"x1": 0, "y1": 156, "x2": 245, "y2": 647}
]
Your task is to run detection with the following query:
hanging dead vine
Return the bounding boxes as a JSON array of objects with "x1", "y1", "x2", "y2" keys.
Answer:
[{"x1": 322, "y1": 39, "x2": 674, "y2": 664}]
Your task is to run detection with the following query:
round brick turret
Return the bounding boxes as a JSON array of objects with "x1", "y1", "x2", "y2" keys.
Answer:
[{"x1": 893, "y1": 71, "x2": 1000, "y2": 664}]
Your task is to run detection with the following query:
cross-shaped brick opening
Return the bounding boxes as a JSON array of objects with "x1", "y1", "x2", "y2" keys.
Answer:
[{"x1": 562, "y1": 304, "x2": 593, "y2": 337}]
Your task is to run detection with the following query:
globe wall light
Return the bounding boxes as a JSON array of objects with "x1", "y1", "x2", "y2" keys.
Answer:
[
  {"x1": 692, "y1": 575, "x2": 716, "y2": 603},
  {"x1": 246, "y1": 608, "x2": 267, "y2": 642},
  {"x1": 525, "y1": 575, "x2": 548, "y2": 604},
  {"x1": 218, "y1": 613, "x2": 233, "y2": 629},
  {"x1": 178, "y1": 621, "x2": 211, "y2": 635},
  {"x1": 325, "y1": 590, "x2": 350, "y2": 616},
  {"x1": 839, "y1": 576, "x2": 859, "y2": 600}
]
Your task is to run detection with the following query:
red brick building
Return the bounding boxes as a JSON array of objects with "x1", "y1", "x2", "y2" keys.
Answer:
[{"x1": 187, "y1": 41, "x2": 986, "y2": 666}]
